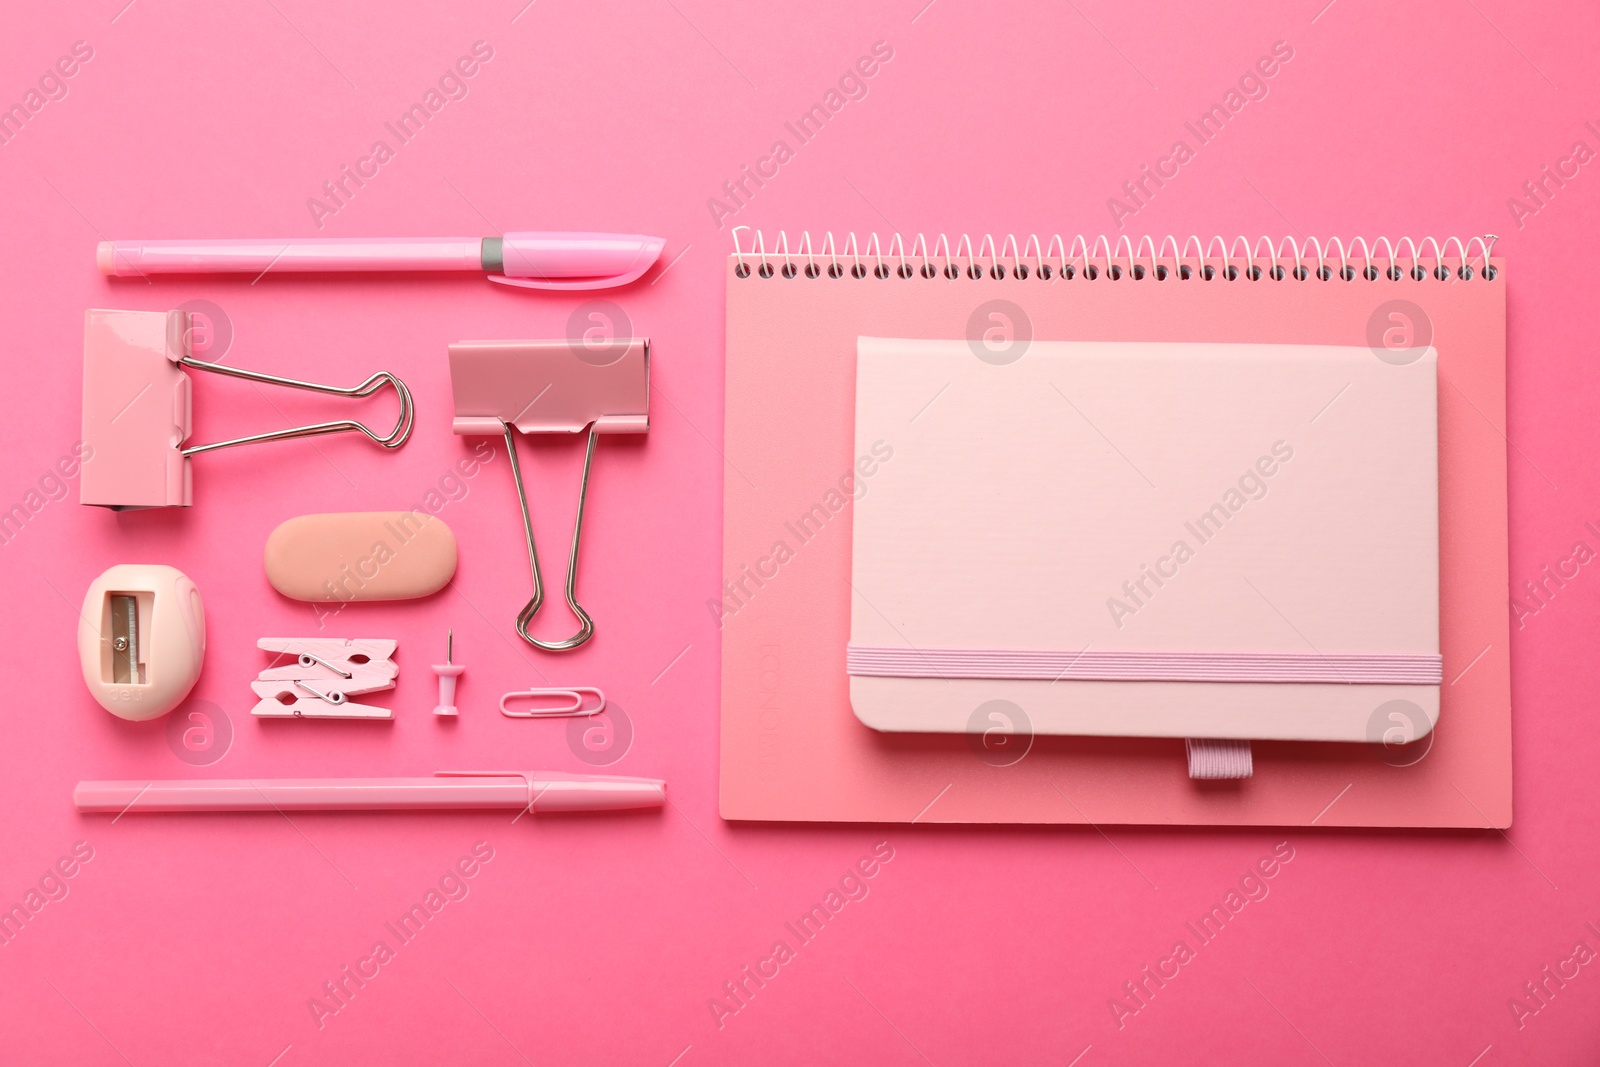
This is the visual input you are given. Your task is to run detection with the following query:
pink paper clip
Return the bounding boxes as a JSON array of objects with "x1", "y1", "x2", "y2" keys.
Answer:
[
  {"x1": 82, "y1": 309, "x2": 413, "y2": 509},
  {"x1": 500, "y1": 687, "x2": 606, "y2": 718},
  {"x1": 448, "y1": 338, "x2": 649, "y2": 652}
]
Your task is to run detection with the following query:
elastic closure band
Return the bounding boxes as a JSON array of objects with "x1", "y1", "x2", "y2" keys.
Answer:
[{"x1": 846, "y1": 646, "x2": 1442, "y2": 685}]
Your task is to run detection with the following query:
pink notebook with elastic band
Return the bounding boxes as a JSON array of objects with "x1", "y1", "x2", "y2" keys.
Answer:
[
  {"x1": 719, "y1": 232, "x2": 1509, "y2": 827},
  {"x1": 848, "y1": 338, "x2": 1440, "y2": 749}
]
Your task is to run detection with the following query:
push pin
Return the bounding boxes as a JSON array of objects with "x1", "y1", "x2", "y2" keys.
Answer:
[{"x1": 432, "y1": 629, "x2": 464, "y2": 717}]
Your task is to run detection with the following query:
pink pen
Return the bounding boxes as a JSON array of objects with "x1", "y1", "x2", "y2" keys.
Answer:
[
  {"x1": 96, "y1": 232, "x2": 666, "y2": 290},
  {"x1": 74, "y1": 771, "x2": 666, "y2": 814}
]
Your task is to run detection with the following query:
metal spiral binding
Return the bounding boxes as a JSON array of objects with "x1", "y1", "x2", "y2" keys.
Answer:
[{"x1": 730, "y1": 229, "x2": 1499, "y2": 283}]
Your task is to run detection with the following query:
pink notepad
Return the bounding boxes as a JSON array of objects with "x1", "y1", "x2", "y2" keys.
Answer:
[
  {"x1": 720, "y1": 239, "x2": 1509, "y2": 827},
  {"x1": 848, "y1": 338, "x2": 1440, "y2": 742}
]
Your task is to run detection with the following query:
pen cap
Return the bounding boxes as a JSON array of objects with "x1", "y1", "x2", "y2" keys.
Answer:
[
  {"x1": 486, "y1": 233, "x2": 665, "y2": 290},
  {"x1": 526, "y1": 772, "x2": 666, "y2": 812}
]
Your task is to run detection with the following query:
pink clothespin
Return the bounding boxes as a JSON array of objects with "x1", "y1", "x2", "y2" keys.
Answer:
[
  {"x1": 251, "y1": 638, "x2": 398, "y2": 720},
  {"x1": 448, "y1": 338, "x2": 649, "y2": 652}
]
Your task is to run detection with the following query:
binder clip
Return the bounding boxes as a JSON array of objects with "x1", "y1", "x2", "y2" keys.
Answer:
[
  {"x1": 448, "y1": 338, "x2": 649, "y2": 651},
  {"x1": 82, "y1": 309, "x2": 414, "y2": 509},
  {"x1": 251, "y1": 638, "x2": 398, "y2": 719}
]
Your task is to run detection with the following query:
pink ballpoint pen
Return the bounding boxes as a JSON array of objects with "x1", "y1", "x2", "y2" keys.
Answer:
[
  {"x1": 74, "y1": 772, "x2": 666, "y2": 814},
  {"x1": 97, "y1": 232, "x2": 666, "y2": 290}
]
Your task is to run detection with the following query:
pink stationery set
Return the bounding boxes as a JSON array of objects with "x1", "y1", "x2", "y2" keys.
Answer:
[
  {"x1": 720, "y1": 233, "x2": 1510, "y2": 826},
  {"x1": 73, "y1": 232, "x2": 671, "y2": 814}
]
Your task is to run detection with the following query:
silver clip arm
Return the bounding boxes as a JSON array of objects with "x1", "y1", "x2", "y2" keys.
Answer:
[
  {"x1": 177, "y1": 356, "x2": 414, "y2": 456},
  {"x1": 503, "y1": 424, "x2": 597, "y2": 653}
]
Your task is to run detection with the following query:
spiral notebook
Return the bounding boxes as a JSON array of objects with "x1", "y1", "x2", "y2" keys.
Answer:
[{"x1": 719, "y1": 234, "x2": 1510, "y2": 827}]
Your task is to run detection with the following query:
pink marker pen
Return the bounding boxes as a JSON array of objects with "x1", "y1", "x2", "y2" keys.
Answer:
[{"x1": 97, "y1": 232, "x2": 666, "y2": 290}]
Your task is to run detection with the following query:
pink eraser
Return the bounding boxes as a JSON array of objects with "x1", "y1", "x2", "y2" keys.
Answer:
[
  {"x1": 97, "y1": 241, "x2": 115, "y2": 274},
  {"x1": 265, "y1": 512, "x2": 457, "y2": 602}
]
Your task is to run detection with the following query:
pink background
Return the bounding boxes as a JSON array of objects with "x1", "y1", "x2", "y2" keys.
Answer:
[{"x1": 0, "y1": 0, "x2": 1593, "y2": 1064}]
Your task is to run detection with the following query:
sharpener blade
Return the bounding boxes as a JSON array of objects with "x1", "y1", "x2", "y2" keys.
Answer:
[{"x1": 110, "y1": 594, "x2": 137, "y2": 684}]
